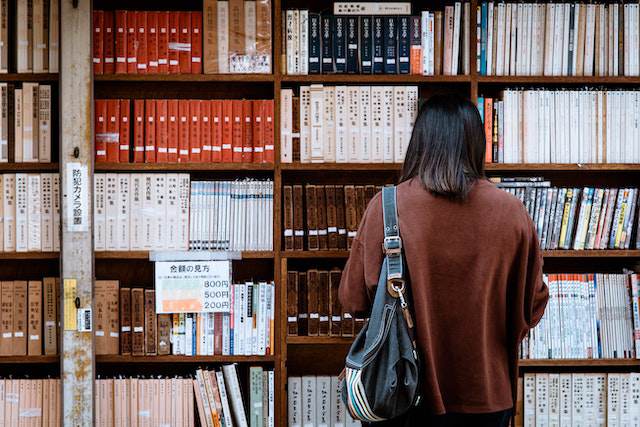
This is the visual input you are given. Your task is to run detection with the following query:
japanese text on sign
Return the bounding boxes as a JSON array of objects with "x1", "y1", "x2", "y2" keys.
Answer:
[{"x1": 65, "y1": 163, "x2": 89, "y2": 232}]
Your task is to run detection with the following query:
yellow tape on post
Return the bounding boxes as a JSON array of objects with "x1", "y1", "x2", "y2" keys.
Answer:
[{"x1": 63, "y1": 279, "x2": 77, "y2": 331}]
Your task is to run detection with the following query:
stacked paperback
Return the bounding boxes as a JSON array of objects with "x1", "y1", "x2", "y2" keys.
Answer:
[
  {"x1": 480, "y1": 90, "x2": 640, "y2": 164},
  {"x1": 283, "y1": 184, "x2": 381, "y2": 251},
  {"x1": 522, "y1": 373, "x2": 640, "y2": 426},
  {"x1": 495, "y1": 179, "x2": 639, "y2": 250},
  {"x1": 0, "y1": 379, "x2": 61, "y2": 426},
  {"x1": 478, "y1": 2, "x2": 640, "y2": 76},
  {"x1": 288, "y1": 375, "x2": 361, "y2": 427},
  {"x1": 287, "y1": 268, "x2": 366, "y2": 338},
  {"x1": 13, "y1": 0, "x2": 59, "y2": 73},
  {"x1": 284, "y1": 2, "x2": 470, "y2": 76},
  {"x1": 189, "y1": 179, "x2": 273, "y2": 251},
  {"x1": 1, "y1": 174, "x2": 60, "y2": 253},
  {"x1": 521, "y1": 273, "x2": 640, "y2": 360},
  {"x1": 280, "y1": 86, "x2": 419, "y2": 164},
  {"x1": 195, "y1": 366, "x2": 275, "y2": 427},
  {"x1": 0, "y1": 83, "x2": 53, "y2": 163},
  {"x1": 94, "y1": 98, "x2": 274, "y2": 164}
]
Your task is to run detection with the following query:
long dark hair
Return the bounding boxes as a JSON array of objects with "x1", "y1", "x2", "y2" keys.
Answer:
[{"x1": 400, "y1": 94, "x2": 486, "y2": 199}]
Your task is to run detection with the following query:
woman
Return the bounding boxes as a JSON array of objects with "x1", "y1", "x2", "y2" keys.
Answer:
[{"x1": 338, "y1": 94, "x2": 549, "y2": 427}]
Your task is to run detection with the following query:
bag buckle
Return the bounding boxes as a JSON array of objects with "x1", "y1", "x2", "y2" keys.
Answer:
[{"x1": 383, "y1": 236, "x2": 402, "y2": 255}]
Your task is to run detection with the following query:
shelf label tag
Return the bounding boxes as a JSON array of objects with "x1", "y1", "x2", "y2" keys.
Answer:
[
  {"x1": 63, "y1": 279, "x2": 77, "y2": 331},
  {"x1": 77, "y1": 308, "x2": 92, "y2": 332},
  {"x1": 65, "y1": 162, "x2": 89, "y2": 232}
]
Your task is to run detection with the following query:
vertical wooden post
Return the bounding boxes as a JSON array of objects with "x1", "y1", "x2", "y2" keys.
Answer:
[{"x1": 60, "y1": 0, "x2": 94, "y2": 425}]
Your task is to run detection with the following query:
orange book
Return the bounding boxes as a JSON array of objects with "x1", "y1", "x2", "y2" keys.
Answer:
[
  {"x1": 95, "y1": 99, "x2": 108, "y2": 162},
  {"x1": 190, "y1": 12, "x2": 202, "y2": 74},
  {"x1": 189, "y1": 100, "x2": 201, "y2": 162},
  {"x1": 221, "y1": 100, "x2": 233, "y2": 162},
  {"x1": 179, "y1": 12, "x2": 192, "y2": 74},
  {"x1": 133, "y1": 100, "x2": 145, "y2": 163},
  {"x1": 242, "y1": 101, "x2": 253, "y2": 163},
  {"x1": 484, "y1": 97, "x2": 493, "y2": 163},
  {"x1": 119, "y1": 99, "x2": 131, "y2": 162},
  {"x1": 106, "y1": 99, "x2": 121, "y2": 162},
  {"x1": 157, "y1": 12, "x2": 170, "y2": 74},
  {"x1": 103, "y1": 11, "x2": 115, "y2": 74},
  {"x1": 0, "y1": 282, "x2": 13, "y2": 355},
  {"x1": 231, "y1": 100, "x2": 243, "y2": 163},
  {"x1": 146, "y1": 11, "x2": 159, "y2": 74},
  {"x1": 264, "y1": 100, "x2": 274, "y2": 163},
  {"x1": 200, "y1": 100, "x2": 212, "y2": 162},
  {"x1": 168, "y1": 12, "x2": 180, "y2": 73},
  {"x1": 13, "y1": 281, "x2": 27, "y2": 356},
  {"x1": 167, "y1": 99, "x2": 179, "y2": 162},
  {"x1": 27, "y1": 281, "x2": 42, "y2": 355},
  {"x1": 156, "y1": 99, "x2": 168, "y2": 163},
  {"x1": 211, "y1": 100, "x2": 223, "y2": 163},
  {"x1": 126, "y1": 11, "x2": 137, "y2": 73},
  {"x1": 93, "y1": 10, "x2": 104, "y2": 74},
  {"x1": 136, "y1": 11, "x2": 148, "y2": 74},
  {"x1": 144, "y1": 99, "x2": 156, "y2": 163},
  {"x1": 252, "y1": 100, "x2": 264, "y2": 164},
  {"x1": 178, "y1": 100, "x2": 190, "y2": 162},
  {"x1": 114, "y1": 10, "x2": 128, "y2": 74}
]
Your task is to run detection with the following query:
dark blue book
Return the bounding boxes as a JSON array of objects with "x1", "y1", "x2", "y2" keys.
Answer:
[
  {"x1": 308, "y1": 13, "x2": 321, "y2": 74},
  {"x1": 568, "y1": 4, "x2": 576, "y2": 76},
  {"x1": 360, "y1": 16, "x2": 373, "y2": 74},
  {"x1": 346, "y1": 17, "x2": 359, "y2": 73},
  {"x1": 480, "y1": 3, "x2": 487, "y2": 76},
  {"x1": 333, "y1": 16, "x2": 347, "y2": 73},
  {"x1": 398, "y1": 16, "x2": 410, "y2": 74},
  {"x1": 373, "y1": 16, "x2": 384, "y2": 74},
  {"x1": 321, "y1": 15, "x2": 334, "y2": 73},
  {"x1": 383, "y1": 16, "x2": 398, "y2": 74}
]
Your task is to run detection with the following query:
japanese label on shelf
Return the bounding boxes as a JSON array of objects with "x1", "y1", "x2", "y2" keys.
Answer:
[{"x1": 155, "y1": 261, "x2": 231, "y2": 314}]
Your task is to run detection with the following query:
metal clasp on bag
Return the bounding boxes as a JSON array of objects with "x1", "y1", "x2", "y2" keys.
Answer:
[
  {"x1": 387, "y1": 278, "x2": 414, "y2": 329},
  {"x1": 382, "y1": 236, "x2": 402, "y2": 255}
]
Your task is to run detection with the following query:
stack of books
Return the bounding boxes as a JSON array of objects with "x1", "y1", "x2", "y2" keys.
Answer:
[{"x1": 0, "y1": 379, "x2": 61, "y2": 426}]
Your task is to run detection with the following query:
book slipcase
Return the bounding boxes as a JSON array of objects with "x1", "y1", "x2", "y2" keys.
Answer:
[{"x1": 2, "y1": 0, "x2": 640, "y2": 425}]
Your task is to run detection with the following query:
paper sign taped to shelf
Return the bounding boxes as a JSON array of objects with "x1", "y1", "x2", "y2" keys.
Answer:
[
  {"x1": 155, "y1": 260, "x2": 231, "y2": 313},
  {"x1": 65, "y1": 162, "x2": 89, "y2": 232}
]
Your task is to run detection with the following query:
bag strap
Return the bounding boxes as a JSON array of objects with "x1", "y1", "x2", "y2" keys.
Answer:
[{"x1": 382, "y1": 186, "x2": 404, "y2": 281}]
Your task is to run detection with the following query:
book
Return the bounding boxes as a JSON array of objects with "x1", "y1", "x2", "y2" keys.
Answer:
[{"x1": 289, "y1": 375, "x2": 361, "y2": 427}]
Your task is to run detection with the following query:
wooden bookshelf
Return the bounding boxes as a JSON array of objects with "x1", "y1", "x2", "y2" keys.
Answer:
[
  {"x1": 0, "y1": 163, "x2": 60, "y2": 171},
  {"x1": 280, "y1": 74, "x2": 471, "y2": 83},
  {"x1": 0, "y1": 252, "x2": 59, "y2": 260},
  {"x1": 95, "y1": 251, "x2": 275, "y2": 260},
  {"x1": 0, "y1": 355, "x2": 59, "y2": 364},
  {"x1": 95, "y1": 162, "x2": 275, "y2": 172},
  {"x1": 281, "y1": 250, "x2": 640, "y2": 259},
  {"x1": 0, "y1": 73, "x2": 59, "y2": 82},
  {"x1": 94, "y1": 74, "x2": 275, "y2": 83},
  {"x1": 282, "y1": 163, "x2": 640, "y2": 172},
  {"x1": 96, "y1": 355, "x2": 276, "y2": 364}
]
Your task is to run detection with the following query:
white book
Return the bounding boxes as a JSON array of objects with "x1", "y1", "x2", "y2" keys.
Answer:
[
  {"x1": 495, "y1": 3, "x2": 505, "y2": 76},
  {"x1": 322, "y1": 86, "x2": 336, "y2": 162},
  {"x1": 49, "y1": 0, "x2": 59, "y2": 72},
  {"x1": 38, "y1": 85, "x2": 51, "y2": 163},
  {"x1": 630, "y1": 373, "x2": 640, "y2": 426},
  {"x1": 559, "y1": 374, "x2": 572, "y2": 426},
  {"x1": 13, "y1": 88, "x2": 23, "y2": 163},
  {"x1": 334, "y1": 86, "x2": 348, "y2": 163},
  {"x1": 117, "y1": 174, "x2": 130, "y2": 250},
  {"x1": 524, "y1": 373, "x2": 535, "y2": 426},
  {"x1": 359, "y1": 87, "x2": 372, "y2": 163},
  {"x1": 620, "y1": 374, "x2": 631, "y2": 425},
  {"x1": 244, "y1": 1, "x2": 256, "y2": 58},
  {"x1": 222, "y1": 364, "x2": 249, "y2": 427},
  {"x1": 463, "y1": 3, "x2": 470, "y2": 75},
  {"x1": 535, "y1": 373, "x2": 548, "y2": 427},
  {"x1": 552, "y1": 5, "x2": 563, "y2": 76},
  {"x1": 16, "y1": 0, "x2": 29, "y2": 72},
  {"x1": 370, "y1": 86, "x2": 384, "y2": 163},
  {"x1": 509, "y1": 4, "x2": 517, "y2": 76},
  {"x1": 216, "y1": 1, "x2": 229, "y2": 73},
  {"x1": 22, "y1": 83, "x2": 37, "y2": 162},
  {"x1": 301, "y1": 376, "x2": 316, "y2": 427},
  {"x1": 26, "y1": 174, "x2": 41, "y2": 251},
  {"x1": 503, "y1": 4, "x2": 512, "y2": 76},
  {"x1": 52, "y1": 174, "x2": 59, "y2": 251},
  {"x1": 534, "y1": 4, "x2": 546, "y2": 75},
  {"x1": 330, "y1": 376, "x2": 345, "y2": 427},
  {"x1": 40, "y1": 173, "x2": 53, "y2": 252},
  {"x1": 451, "y1": 2, "x2": 461, "y2": 75},
  {"x1": 93, "y1": 174, "x2": 106, "y2": 251},
  {"x1": 406, "y1": 86, "x2": 419, "y2": 160},
  {"x1": 0, "y1": 84, "x2": 7, "y2": 162},
  {"x1": 153, "y1": 175, "x2": 166, "y2": 249},
  {"x1": 381, "y1": 86, "x2": 394, "y2": 163},
  {"x1": 299, "y1": 86, "x2": 311, "y2": 163},
  {"x1": 2, "y1": 174, "x2": 15, "y2": 251},
  {"x1": 561, "y1": 4, "x2": 570, "y2": 76},
  {"x1": 257, "y1": 282, "x2": 267, "y2": 355},
  {"x1": 346, "y1": 86, "x2": 360, "y2": 162},
  {"x1": 548, "y1": 373, "x2": 560, "y2": 426},
  {"x1": 32, "y1": 0, "x2": 45, "y2": 72},
  {"x1": 607, "y1": 373, "x2": 621, "y2": 425},
  {"x1": 594, "y1": 374, "x2": 607, "y2": 427},
  {"x1": 0, "y1": 176, "x2": 3, "y2": 250},
  {"x1": 584, "y1": 4, "x2": 596, "y2": 76},
  {"x1": 177, "y1": 174, "x2": 190, "y2": 250},
  {"x1": 288, "y1": 377, "x2": 302, "y2": 427},
  {"x1": 215, "y1": 370, "x2": 234, "y2": 427},
  {"x1": 105, "y1": 173, "x2": 118, "y2": 251},
  {"x1": 164, "y1": 174, "x2": 179, "y2": 250},
  {"x1": 128, "y1": 174, "x2": 143, "y2": 250},
  {"x1": 316, "y1": 376, "x2": 330, "y2": 427},
  {"x1": 582, "y1": 374, "x2": 596, "y2": 424},
  {"x1": 15, "y1": 173, "x2": 28, "y2": 252},
  {"x1": 286, "y1": 10, "x2": 297, "y2": 75},
  {"x1": 309, "y1": 84, "x2": 324, "y2": 162},
  {"x1": 543, "y1": 4, "x2": 554, "y2": 76},
  {"x1": 268, "y1": 371, "x2": 275, "y2": 427},
  {"x1": 299, "y1": 10, "x2": 309, "y2": 75},
  {"x1": 571, "y1": 374, "x2": 585, "y2": 425},
  {"x1": 486, "y1": 3, "x2": 494, "y2": 75},
  {"x1": 185, "y1": 314, "x2": 193, "y2": 355},
  {"x1": 280, "y1": 89, "x2": 293, "y2": 163}
]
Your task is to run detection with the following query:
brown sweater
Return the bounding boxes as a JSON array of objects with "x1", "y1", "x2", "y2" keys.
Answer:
[{"x1": 339, "y1": 177, "x2": 549, "y2": 414}]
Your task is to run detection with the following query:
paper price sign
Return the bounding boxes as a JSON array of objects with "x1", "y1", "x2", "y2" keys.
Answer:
[{"x1": 155, "y1": 261, "x2": 231, "y2": 314}]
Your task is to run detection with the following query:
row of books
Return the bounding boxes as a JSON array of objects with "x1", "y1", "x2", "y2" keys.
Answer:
[
  {"x1": 283, "y1": 184, "x2": 381, "y2": 251},
  {"x1": 195, "y1": 366, "x2": 275, "y2": 427},
  {"x1": 481, "y1": 90, "x2": 640, "y2": 164},
  {"x1": 495, "y1": 180, "x2": 639, "y2": 250},
  {"x1": 521, "y1": 373, "x2": 640, "y2": 426},
  {"x1": 284, "y1": 3, "x2": 470, "y2": 76},
  {"x1": 0, "y1": 278, "x2": 58, "y2": 356},
  {"x1": 94, "y1": 173, "x2": 190, "y2": 251},
  {"x1": 190, "y1": 179, "x2": 273, "y2": 251},
  {"x1": 0, "y1": 379, "x2": 61, "y2": 427},
  {"x1": 95, "y1": 281, "x2": 275, "y2": 357},
  {"x1": 13, "y1": 0, "x2": 59, "y2": 73},
  {"x1": 0, "y1": 83, "x2": 53, "y2": 163},
  {"x1": 479, "y1": 2, "x2": 640, "y2": 77},
  {"x1": 280, "y1": 86, "x2": 419, "y2": 164},
  {"x1": 0, "y1": 174, "x2": 60, "y2": 253},
  {"x1": 520, "y1": 273, "x2": 639, "y2": 360},
  {"x1": 287, "y1": 268, "x2": 365, "y2": 338},
  {"x1": 288, "y1": 375, "x2": 361, "y2": 427},
  {"x1": 94, "y1": 99, "x2": 275, "y2": 164}
]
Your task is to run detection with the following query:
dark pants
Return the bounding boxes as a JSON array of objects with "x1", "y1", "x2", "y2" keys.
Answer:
[{"x1": 369, "y1": 408, "x2": 513, "y2": 427}]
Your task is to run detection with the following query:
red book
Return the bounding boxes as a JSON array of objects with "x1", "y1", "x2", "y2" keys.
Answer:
[
  {"x1": 178, "y1": 12, "x2": 192, "y2": 74},
  {"x1": 190, "y1": 12, "x2": 202, "y2": 74},
  {"x1": 484, "y1": 98, "x2": 493, "y2": 163},
  {"x1": 114, "y1": 10, "x2": 128, "y2": 74},
  {"x1": 252, "y1": 100, "x2": 264, "y2": 164},
  {"x1": 106, "y1": 100, "x2": 120, "y2": 162},
  {"x1": 178, "y1": 100, "x2": 190, "y2": 162},
  {"x1": 156, "y1": 100, "x2": 168, "y2": 163},
  {"x1": 133, "y1": 100, "x2": 145, "y2": 162},
  {"x1": 200, "y1": 101, "x2": 212, "y2": 162},
  {"x1": 242, "y1": 101, "x2": 253, "y2": 163},
  {"x1": 119, "y1": 99, "x2": 131, "y2": 163},
  {"x1": 231, "y1": 100, "x2": 243, "y2": 163},
  {"x1": 167, "y1": 100, "x2": 179, "y2": 162},
  {"x1": 189, "y1": 100, "x2": 201, "y2": 162},
  {"x1": 264, "y1": 100, "x2": 274, "y2": 163},
  {"x1": 168, "y1": 12, "x2": 180, "y2": 73},
  {"x1": 144, "y1": 100, "x2": 156, "y2": 163},
  {"x1": 126, "y1": 12, "x2": 137, "y2": 73},
  {"x1": 103, "y1": 11, "x2": 115, "y2": 74},
  {"x1": 146, "y1": 12, "x2": 158, "y2": 74},
  {"x1": 221, "y1": 100, "x2": 233, "y2": 162},
  {"x1": 93, "y1": 10, "x2": 104, "y2": 74},
  {"x1": 213, "y1": 313, "x2": 223, "y2": 355},
  {"x1": 136, "y1": 12, "x2": 148, "y2": 74},
  {"x1": 157, "y1": 12, "x2": 169, "y2": 74},
  {"x1": 211, "y1": 100, "x2": 222, "y2": 163},
  {"x1": 95, "y1": 99, "x2": 107, "y2": 162}
]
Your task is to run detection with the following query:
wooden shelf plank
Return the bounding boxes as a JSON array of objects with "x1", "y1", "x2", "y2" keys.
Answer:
[
  {"x1": 0, "y1": 252, "x2": 59, "y2": 259},
  {"x1": 281, "y1": 163, "x2": 401, "y2": 171},
  {"x1": 95, "y1": 251, "x2": 275, "y2": 260},
  {"x1": 0, "y1": 73, "x2": 59, "y2": 82},
  {"x1": 287, "y1": 336, "x2": 354, "y2": 345},
  {"x1": 478, "y1": 76, "x2": 640, "y2": 85},
  {"x1": 95, "y1": 162, "x2": 274, "y2": 172},
  {"x1": 95, "y1": 74, "x2": 274, "y2": 83},
  {"x1": 281, "y1": 163, "x2": 640, "y2": 172},
  {"x1": 281, "y1": 75, "x2": 471, "y2": 83},
  {"x1": 96, "y1": 355, "x2": 275, "y2": 363},
  {"x1": 282, "y1": 251, "x2": 351, "y2": 259},
  {"x1": 0, "y1": 163, "x2": 60, "y2": 171},
  {"x1": 519, "y1": 359, "x2": 640, "y2": 367},
  {"x1": 0, "y1": 355, "x2": 59, "y2": 364},
  {"x1": 282, "y1": 250, "x2": 640, "y2": 259}
]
